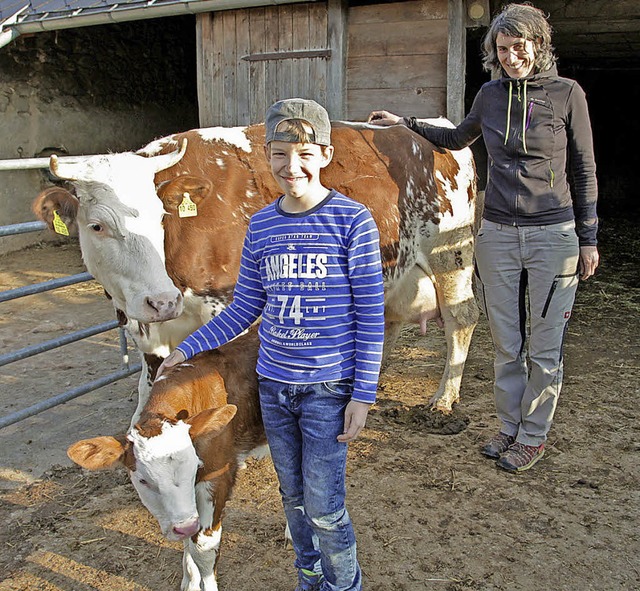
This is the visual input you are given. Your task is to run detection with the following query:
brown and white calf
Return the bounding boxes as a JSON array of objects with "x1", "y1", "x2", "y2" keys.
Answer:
[
  {"x1": 34, "y1": 120, "x2": 478, "y2": 415},
  {"x1": 67, "y1": 329, "x2": 266, "y2": 591}
]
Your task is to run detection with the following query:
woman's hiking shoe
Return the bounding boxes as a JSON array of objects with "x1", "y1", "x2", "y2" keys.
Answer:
[
  {"x1": 480, "y1": 432, "x2": 515, "y2": 459},
  {"x1": 497, "y1": 442, "x2": 545, "y2": 472}
]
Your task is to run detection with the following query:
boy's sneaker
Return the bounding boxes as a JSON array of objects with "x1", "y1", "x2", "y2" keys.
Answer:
[
  {"x1": 480, "y1": 432, "x2": 515, "y2": 459},
  {"x1": 497, "y1": 442, "x2": 545, "y2": 472},
  {"x1": 294, "y1": 569, "x2": 323, "y2": 591}
]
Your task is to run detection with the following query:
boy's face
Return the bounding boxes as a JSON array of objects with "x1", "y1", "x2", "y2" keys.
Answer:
[{"x1": 265, "y1": 141, "x2": 334, "y2": 201}]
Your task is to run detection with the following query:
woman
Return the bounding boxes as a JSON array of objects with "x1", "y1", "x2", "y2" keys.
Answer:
[{"x1": 368, "y1": 2, "x2": 599, "y2": 472}]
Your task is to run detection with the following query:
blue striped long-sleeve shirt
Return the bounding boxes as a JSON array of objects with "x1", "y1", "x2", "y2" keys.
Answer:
[{"x1": 177, "y1": 190, "x2": 385, "y2": 404}]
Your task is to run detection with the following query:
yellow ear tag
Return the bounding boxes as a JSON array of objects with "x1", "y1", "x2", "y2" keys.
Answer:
[
  {"x1": 52, "y1": 210, "x2": 70, "y2": 236},
  {"x1": 178, "y1": 192, "x2": 198, "y2": 218}
]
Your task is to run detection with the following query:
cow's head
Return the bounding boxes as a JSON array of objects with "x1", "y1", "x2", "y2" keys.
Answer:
[
  {"x1": 67, "y1": 403, "x2": 237, "y2": 541},
  {"x1": 32, "y1": 141, "x2": 188, "y2": 324}
]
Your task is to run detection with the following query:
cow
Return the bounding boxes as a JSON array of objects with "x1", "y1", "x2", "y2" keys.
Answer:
[
  {"x1": 32, "y1": 120, "x2": 479, "y2": 416},
  {"x1": 67, "y1": 327, "x2": 267, "y2": 591}
]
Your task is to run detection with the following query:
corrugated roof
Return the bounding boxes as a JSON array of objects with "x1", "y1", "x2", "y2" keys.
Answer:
[
  {"x1": 0, "y1": 0, "x2": 141, "y2": 23},
  {"x1": 0, "y1": 0, "x2": 305, "y2": 46}
]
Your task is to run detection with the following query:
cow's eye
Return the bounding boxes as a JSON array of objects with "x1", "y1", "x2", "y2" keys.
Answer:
[
  {"x1": 138, "y1": 478, "x2": 149, "y2": 486},
  {"x1": 89, "y1": 223, "x2": 103, "y2": 233}
]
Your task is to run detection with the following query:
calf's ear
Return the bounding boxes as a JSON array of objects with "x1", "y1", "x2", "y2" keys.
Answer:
[
  {"x1": 67, "y1": 435, "x2": 127, "y2": 470},
  {"x1": 186, "y1": 404, "x2": 238, "y2": 441},
  {"x1": 32, "y1": 187, "x2": 79, "y2": 236}
]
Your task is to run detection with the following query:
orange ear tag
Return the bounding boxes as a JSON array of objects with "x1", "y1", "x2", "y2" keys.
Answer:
[
  {"x1": 52, "y1": 210, "x2": 70, "y2": 236},
  {"x1": 178, "y1": 192, "x2": 198, "y2": 218}
]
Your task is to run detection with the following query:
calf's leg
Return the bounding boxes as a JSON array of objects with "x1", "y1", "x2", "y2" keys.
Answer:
[{"x1": 181, "y1": 525, "x2": 222, "y2": 591}]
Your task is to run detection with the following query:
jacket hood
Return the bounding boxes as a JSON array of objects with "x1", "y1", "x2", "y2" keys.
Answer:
[{"x1": 499, "y1": 64, "x2": 558, "y2": 85}]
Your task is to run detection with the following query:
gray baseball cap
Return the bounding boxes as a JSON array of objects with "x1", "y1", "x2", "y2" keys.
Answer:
[{"x1": 265, "y1": 98, "x2": 331, "y2": 146}]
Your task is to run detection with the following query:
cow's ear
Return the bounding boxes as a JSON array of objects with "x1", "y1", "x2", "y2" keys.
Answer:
[
  {"x1": 67, "y1": 435, "x2": 127, "y2": 470},
  {"x1": 157, "y1": 175, "x2": 212, "y2": 209},
  {"x1": 186, "y1": 404, "x2": 237, "y2": 441},
  {"x1": 32, "y1": 187, "x2": 79, "y2": 236}
]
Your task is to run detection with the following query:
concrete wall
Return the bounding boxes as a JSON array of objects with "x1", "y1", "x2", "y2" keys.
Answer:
[{"x1": 0, "y1": 16, "x2": 199, "y2": 255}]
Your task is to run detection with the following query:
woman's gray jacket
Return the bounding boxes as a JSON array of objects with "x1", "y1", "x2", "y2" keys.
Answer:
[{"x1": 404, "y1": 65, "x2": 598, "y2": 246}]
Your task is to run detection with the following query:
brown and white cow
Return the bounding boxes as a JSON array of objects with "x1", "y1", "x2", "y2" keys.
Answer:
[
  {"x1": 67, "y1": 328, "x2": 267, "y2": 591},
  {"x1": 33, "y1": 120, "x2": 478, "y2": 415}
]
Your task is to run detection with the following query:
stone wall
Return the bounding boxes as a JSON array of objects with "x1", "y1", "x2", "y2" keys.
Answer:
[{"x1": 0, "y1": 16, "x2": 199, "y2": 254}]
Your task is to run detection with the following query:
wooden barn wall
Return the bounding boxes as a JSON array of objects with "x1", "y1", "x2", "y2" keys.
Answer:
[
  {"x1": 346, "y1": 0, "x2": 448, "y2": 121},
  {"x1": 196, "y1": 0, "x2": 451, "y2": 126},
  {"x1": 197, "y1": 1, "x2": 348, "y2": 126}
]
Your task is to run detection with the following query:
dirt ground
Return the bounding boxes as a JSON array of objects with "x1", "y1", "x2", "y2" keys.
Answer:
[{"x1": 1, "y1": 219, "x2": 638, "y2": 591}]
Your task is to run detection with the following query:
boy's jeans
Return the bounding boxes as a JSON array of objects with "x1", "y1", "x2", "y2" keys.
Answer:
[{"x1": 258, "y1": 377, "x2": 362, "y2": 591}]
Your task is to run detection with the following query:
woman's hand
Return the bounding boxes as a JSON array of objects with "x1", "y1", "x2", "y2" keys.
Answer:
[
  {"x1": 155, "y1": 349, "x2": 186, "y2": 380},
  {"x1": 367, "y1": 110, "x2": 403, "y2": 127},
  {"x1": 579, "y1": 245, "x2": 599, "y2": 280}
]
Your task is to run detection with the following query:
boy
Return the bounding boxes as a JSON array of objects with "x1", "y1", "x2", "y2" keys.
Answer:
[{"x1": 157, "y1": 98, "x2": 385, "y2": 591}]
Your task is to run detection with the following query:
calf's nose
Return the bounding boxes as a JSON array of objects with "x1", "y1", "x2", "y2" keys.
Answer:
[{"x1": 172, "y1": 518, "x2": 200, "y2": 539}]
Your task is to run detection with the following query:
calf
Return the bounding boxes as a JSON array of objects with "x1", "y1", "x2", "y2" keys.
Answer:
[{"x1": 67, "y1": 328, "x2": 266, "y2": 591}]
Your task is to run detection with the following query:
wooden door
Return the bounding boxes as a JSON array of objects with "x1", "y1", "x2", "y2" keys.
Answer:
[{"x1": 197, "y1": 1, "x2": 346, "y2": 127}]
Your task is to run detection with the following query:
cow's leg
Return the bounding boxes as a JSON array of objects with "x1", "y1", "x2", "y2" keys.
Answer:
[
  {"x1": 130, "y1": 356, "x2": 154, "y2": 428},
  {"x1": 181, "y1": 525, "x2": 222, "y2": 591},
  {"x1": 428, "y1": 237, "x2": 479, "y2": 412},
  {"x1": 430, "y1": 296, "x2": 477, "y2": 412},
  {"x1": 382, "y1": 320, "x2": 404, "y2": 367}
]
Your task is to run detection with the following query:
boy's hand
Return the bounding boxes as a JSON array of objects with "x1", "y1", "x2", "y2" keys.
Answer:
[
  {"x1": 155, "y1": 349, "x2": 186, "y2": 380},
  {"x1": 338, "y1": 400, "x2": 371, "y2": 443}
]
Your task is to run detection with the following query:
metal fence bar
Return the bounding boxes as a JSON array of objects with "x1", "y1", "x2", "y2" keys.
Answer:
[
  {"x1": 0, "y1": 363, "x2": 143, "y2": 429},
  {"x1": 0, "y1": 221, "x2": 47, "y2": 237},
  {"x1": 0, "y1": 155, "x2": 100, "y2": 171},
  {"x1": 0, "y1": 320, "x2": 120, "y2": 367},
  {"x1": 1, "y1": 220, "x2": 141, "y2": 429},
  {"x1": 0, "y1": 272, "x2": 94, "y2": 303}
]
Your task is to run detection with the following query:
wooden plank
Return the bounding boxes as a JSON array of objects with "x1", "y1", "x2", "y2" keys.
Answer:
[
  {"x1": 346, "y1": 88, "x2": 447, "y2": 121},
  {"x1": 249, "y1": 7, "x2": 266, "y2": 124},
  {"x1": 222, "y1": 11, "x2": 238, "y2": 124},
  {"x1": 535, "y1": 0, "x2": 640, "y2": 20},
  {"x1": 277, "y1": 4, "x2": 294, "y2": 100},
  {"x1": 309, "y1": 1, "x2": 328, "y2": 107},
  {"x1": 348, "y1": 20, "x2": 447, "y2": 57},
  {"x1": 211, "y1": 13, "x2": 225, "y2": 126},
  {"x1": 348, "y1": 54, "x2": 447, "y2": 89},
  {"x1": 264, "y1": 6, "x2": 280, "y2": 109},
  {"x1": 447, "y1": 0, "x2": 465, "y2": 124},
  {"x1": 195, "y1": 14, "x2": 213, "y2": 127},
  {"x1": 236, "y1": 9, "x2": 251, "y2": 124},
  {"x1": 292, "y1": 3, "x2": 310, "y2": 98},
  {"x1": 348, "y1": 0, "x2": 448, "y2": 24},
  {"x1": 242, "y1": 49, "x2": 331, "y2": 61},
  {"x1": 326, "y1": 0, "x2": 347, "y2": 118}
]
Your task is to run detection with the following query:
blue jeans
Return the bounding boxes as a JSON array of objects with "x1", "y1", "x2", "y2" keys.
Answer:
[{"x1": 258, "y1": 377, "x2": 362, "y2": 591}]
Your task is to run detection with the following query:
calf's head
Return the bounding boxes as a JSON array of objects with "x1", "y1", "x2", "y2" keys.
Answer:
[
  {"x1": 67, "y1": 404, "x2": 237, "y2": 541},
  {"x1": 32, "y1": 141, "x2": 188, "y2": 324}
]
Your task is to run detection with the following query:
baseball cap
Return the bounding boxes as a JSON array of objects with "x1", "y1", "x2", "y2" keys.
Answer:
[{"x1": 265, "y1": 98, "x2": 331, "y2": 146}]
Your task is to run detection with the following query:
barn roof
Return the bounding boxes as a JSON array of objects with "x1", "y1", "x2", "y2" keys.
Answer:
[{"x1": 0, "y1": 0, "x2": 309, "y2": 48}]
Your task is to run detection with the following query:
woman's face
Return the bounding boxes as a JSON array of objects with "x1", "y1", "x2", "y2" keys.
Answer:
[{"x1": 496, "y1": 32, "x2": 536, "y2": 78}]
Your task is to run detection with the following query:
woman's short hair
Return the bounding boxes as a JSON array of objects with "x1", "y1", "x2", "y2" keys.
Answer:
[{"x1": 482, "y1": 3, "x2": 556, "y2": 77}]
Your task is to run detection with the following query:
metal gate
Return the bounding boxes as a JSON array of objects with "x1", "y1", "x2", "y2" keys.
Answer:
[{"x1": 0, "y1": 220, "x2": 141, "y2": 429}]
